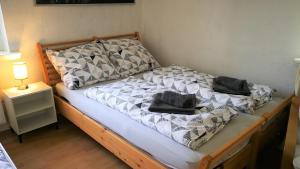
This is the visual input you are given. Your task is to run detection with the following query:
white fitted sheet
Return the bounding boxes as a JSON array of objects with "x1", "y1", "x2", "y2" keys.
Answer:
[{"x1": 55, "y1": 81, "x2": 283, "y2": 169}]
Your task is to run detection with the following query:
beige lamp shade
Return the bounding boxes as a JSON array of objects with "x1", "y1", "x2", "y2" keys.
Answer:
[{"x1": 13, "y1": 62, "x2": 28, "y2": 80}]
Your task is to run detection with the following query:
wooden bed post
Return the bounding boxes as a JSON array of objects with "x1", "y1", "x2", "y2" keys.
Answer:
[
  {"x1": 281, "y1": 96, "x2": 300, "y2": 169},
  {"x1": 37, "y1": 43, "x2": 50, "y2": 84},
  {"x1": 135, "y1": 32, "x2": 141, "y2": 41},
  {"x1": 198, "y1": 155, "x2": 213, "y2": 169}
]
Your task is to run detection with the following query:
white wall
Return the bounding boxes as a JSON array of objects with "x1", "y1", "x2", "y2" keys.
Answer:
[
  {"x1": 141, "y1": 0, "x2": 300, "y2": 96},
  {"x1": 0, "y1": 0, "x2": 142, "y2": 89},
  {"x1": 0, "y1": 0, "x2": 142, "y2": 131},
  {"x1": 0, "y1": 3, "x2": 9, "y2": 52},
  {"x1": 0, "y1": 0, "x2": 299, "y2": 97}
]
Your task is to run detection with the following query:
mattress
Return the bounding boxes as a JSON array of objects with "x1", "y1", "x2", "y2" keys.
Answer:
[{"x1": 55, "y1": 81, "x2": 283, "y2": 169}]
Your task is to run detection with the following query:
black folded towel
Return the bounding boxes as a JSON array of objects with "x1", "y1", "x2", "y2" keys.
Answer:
[
  {"x1": 148, "y1": 91, "x2": 197, "y2": 115},
  {"x1": 155, "y1": 91, "x2": 197, "y2": 108},
  {"x1": 148, "y1": 101, "x2": 195, "y2": 115},
  {"x1": 214, "y1": 76, "x2": 247, "y2": 91},
  {"x1": 213, "y1": 76, "x2": 251, "y2": 96}
]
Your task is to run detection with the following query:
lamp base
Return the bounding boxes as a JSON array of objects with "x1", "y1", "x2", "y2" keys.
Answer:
[{"x1": 18, "y1": 84, "x2": 29, "y2": 90}]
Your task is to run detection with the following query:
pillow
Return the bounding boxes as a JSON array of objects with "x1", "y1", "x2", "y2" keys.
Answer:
[
  {"x1": 46, "y1": 41, "x2": 120, "y2": 89},
  {"x1": 101, "y1": 39, "x2": 160, "y2": 77}
]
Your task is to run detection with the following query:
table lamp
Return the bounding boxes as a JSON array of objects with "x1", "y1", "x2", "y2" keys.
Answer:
[
  {"x1": 0, "y1": 52, "x2": 28, "y2": 90},
  {"x1": 13, "y1": 61, "x2": 28, "y2": 90}
]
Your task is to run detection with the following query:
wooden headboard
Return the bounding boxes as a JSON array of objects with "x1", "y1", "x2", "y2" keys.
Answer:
[{"x1": 37, "y1": 32, "x2": 140, "y2": 86}]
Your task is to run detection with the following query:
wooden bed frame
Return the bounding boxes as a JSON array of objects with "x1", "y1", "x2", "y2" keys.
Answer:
[
  {"x1": 37, "y1": 32, "x2": 292, "y2": 169},
  {"x1": 281, "y1": 96, "x2": 300, "y2": 169}
]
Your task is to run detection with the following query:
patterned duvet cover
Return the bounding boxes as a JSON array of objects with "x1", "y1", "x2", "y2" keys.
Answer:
[
  {"x1": 84, "y1": 77, "x2": 237, "y2": 150},
  {"x1": 84, "y1": 65, "x2": 272, "y2": 150}
]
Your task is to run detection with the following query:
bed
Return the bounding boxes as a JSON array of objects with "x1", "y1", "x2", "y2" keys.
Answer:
[{"x1": 37, "y1": 32, "x2": 292, "y2": 169}]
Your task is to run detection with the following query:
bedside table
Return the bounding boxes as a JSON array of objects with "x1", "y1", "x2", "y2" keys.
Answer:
[{"x1": 2, "y1": 82, "x2": 57, "y2": 143}]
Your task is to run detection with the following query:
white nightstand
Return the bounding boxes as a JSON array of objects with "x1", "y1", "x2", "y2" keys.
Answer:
[{"x1": 2, "y1": 82, "x2": 57, "y2": 143}]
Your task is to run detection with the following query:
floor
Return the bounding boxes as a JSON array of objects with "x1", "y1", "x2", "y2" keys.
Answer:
[
  {"x1": 0, "y1": 116, "x2": 285, "y2": 169},
  {"x1": 0, "y1": 116, "x2": 129, "y2": 169}
]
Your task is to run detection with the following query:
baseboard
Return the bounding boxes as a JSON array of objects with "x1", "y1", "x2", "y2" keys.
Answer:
[{"x1": 0, "y1": 123, "x2": 10, "y2": 132}]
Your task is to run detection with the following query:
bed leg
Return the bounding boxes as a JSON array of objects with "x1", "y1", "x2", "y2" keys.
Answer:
[
  {"x1": 55, "y1": 122, "x2": 59, "y2": 130},
  {"x1": 249, "y1": 131, "x2": 262, "y2": 169},
  {"x1": 281, "y1": 96, "x2": 300, "y2": 169},
  {"x1": 18, "y1": 134, "x2": 23, "y2": 143}
]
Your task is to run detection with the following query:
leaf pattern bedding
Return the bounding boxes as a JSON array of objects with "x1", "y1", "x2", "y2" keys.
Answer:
[
  {"x1": 84, "y1": 76, "x2": 237, "y2": 150},
  {"x1": 142, "y1": 65, "x2": 273, "y2": 114}
]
